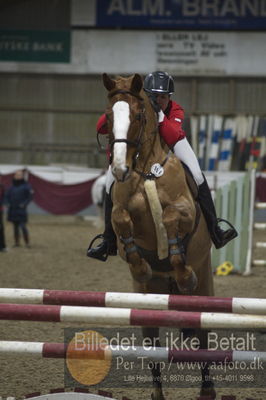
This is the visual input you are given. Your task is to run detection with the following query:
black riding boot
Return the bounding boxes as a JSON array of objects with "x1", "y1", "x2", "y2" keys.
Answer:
[
  {"x1": 198, "y1": 177, "x2": 238, "y2": 249},
  {"x1": 87, "y1": 192, "x2": 117, "y2": 261}
]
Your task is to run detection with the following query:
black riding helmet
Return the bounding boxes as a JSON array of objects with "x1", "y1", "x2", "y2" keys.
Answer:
[{"x1": 143, "y1": 71, "x2": 174, "y2": 95}]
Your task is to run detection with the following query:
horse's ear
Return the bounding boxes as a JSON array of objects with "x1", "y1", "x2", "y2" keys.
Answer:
[
  {"x1": 103, "y1": 73, "x2": 116, "y2": 91},
  {"x1": 130, "y1": 73, "x2": 143, "y2": 94}
]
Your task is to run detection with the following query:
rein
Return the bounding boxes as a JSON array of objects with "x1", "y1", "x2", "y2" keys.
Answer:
[{"x1": 134, "y1": 150, "x2": 172, "y2": 181}]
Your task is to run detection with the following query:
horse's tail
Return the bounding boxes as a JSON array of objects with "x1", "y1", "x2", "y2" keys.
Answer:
[{"x1": 144, "y1": 179, "x2": 168, "y2": 260}]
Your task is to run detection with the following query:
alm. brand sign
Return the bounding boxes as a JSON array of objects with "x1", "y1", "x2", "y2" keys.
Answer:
[
  {"x1": 97, "y1": 0, "x2": 266, "y2": 30},
  {"x1": 0, "y1": 30, "x2": 70, "y2": 63}
]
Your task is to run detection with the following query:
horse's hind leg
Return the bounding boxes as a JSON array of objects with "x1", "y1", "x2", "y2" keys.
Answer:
[
  {"x1": 112, "y1": 207, "x2": 152, "y2": 282},
  {"x1": 141, "y1": 327, "x2": 166, "y2": 400}
]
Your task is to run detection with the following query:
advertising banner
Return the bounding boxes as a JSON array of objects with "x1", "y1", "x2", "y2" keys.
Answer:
[
  {"x1": 0, "y1": 30, "x2": 70, "y2": 63},
  {"x1": 96, "y1": 0, "x2": 266, "y2": 30},
  {"x1": 85, "y1": 30, "x2": 266, "y2": 76}
]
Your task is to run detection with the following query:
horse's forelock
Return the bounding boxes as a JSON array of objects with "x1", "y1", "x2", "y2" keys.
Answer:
[{"x1": 114, "y1": 75, "x2": 137, "y2": 90}]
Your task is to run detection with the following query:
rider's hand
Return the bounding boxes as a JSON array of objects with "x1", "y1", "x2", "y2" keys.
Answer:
[{"x1": 158, "y1": 110, "x2": 165, "y2": 123}]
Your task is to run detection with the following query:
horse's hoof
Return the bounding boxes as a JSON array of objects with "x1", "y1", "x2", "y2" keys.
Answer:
[
  {"x1": 130, "y1": 261, "x2": 152, "y2": 283},
  {"x1": 177, "y1": 268, "x2": 198, "y2": 294}
]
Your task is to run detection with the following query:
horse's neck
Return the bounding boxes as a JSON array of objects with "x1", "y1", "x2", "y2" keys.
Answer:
[{"x1": 138, "y1": 101, "x2": 168, "y2": 170}]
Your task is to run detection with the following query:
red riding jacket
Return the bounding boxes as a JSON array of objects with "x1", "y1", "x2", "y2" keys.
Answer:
[{"x1": 96, "y1": 100, "x2": 186, "y2": 147}]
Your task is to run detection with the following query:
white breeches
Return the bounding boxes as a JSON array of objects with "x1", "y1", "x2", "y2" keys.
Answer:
[{"x1": 173, "y1": 138, "x2": 204, "y2": 186}]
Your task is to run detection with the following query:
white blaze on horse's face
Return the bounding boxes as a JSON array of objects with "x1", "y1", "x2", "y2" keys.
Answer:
[{"x1": 111, "y1": 101, "x2": 130, "y2": 181}]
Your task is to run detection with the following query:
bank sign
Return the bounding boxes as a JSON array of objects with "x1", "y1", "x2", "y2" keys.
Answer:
[
  {"x1": 97, "y1": 0, "x2": 266, "y2": 30},
  {"x1": 0, "y1": 30, "x2": 70, "y2": 63}
]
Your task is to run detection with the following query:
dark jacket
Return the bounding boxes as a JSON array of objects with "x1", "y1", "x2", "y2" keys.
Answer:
[
  {"x1": 0, "y1": 183, "x2": 4, "y2": 212},
  {"x1": 5, "y1": 179, "x2": 33, "y2": 223}
]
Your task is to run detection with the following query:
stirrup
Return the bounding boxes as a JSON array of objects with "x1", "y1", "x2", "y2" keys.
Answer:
[
  {"x1": 87, "y1": 234, "x2": 117, "y2": 262},
  {"x1": 217, "y1": 218, "x2": 237, "y2": 232},
  {"x1": 87, "y1": 233, "x2": 105, "y2": 250},
  {"x1": 87, "y1": 234, "x2": 108, "y2": 262},
  {"x1": 214, "y1": 218, "x2": 238, "y2": 249}
]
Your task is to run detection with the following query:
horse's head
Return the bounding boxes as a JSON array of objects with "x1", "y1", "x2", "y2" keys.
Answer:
[{"x1": 103, "y1": 73, "x2": 150, "y2": 182}]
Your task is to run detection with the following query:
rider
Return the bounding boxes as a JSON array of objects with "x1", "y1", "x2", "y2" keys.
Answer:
[{"x1": 87, "y1": 71, "x2": 237, "y2": 261}]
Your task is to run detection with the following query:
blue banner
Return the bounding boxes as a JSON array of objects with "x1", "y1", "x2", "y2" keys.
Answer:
[{"x1": 96, "y1": 0, "x2": 266, "y2": 30}]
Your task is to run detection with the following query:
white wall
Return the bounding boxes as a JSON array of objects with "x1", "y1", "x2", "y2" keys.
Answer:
[{"x1": 0, "y1": 30, "x2": 265, "y2": 76}]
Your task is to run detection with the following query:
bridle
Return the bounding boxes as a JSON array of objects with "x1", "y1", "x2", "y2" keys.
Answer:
[{"x1": 107, "y1": 89, "x2": 149, "y2": 168}]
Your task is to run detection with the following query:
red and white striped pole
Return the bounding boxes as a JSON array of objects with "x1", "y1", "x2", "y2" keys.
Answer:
[
  {"x1": 1, "y1": 288, "x2": 266, "y2": 315},
  {"x1": 0, "y1": 341, "x2": 265, "y2": 363},
  {"x1": 1, "y1": 303, "x2": 266, "y2": 329}
]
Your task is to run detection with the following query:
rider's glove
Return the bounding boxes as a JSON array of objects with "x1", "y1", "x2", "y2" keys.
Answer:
[{"x1": 158, "y1": 110, "x2": 165, "y2": 123}]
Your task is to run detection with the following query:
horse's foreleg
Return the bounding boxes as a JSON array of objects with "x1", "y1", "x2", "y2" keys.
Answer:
[
  {"x1": 141, "y1": 327, "x2": 166, "y2": 400},
  {"x1": 163, "y1": 204, "x2": 197, "y2": 294},
  {"x1": 112, "y1": 207, "x2": 152, "y2": 283}
]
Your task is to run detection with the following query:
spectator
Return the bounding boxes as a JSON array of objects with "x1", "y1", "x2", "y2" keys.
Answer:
[
  {"x1": 5, "y1": 170, "x2": 34, "y2": 248},
  {"x1": 0, "y1": 174, "x2": 7, "y2": 252}
]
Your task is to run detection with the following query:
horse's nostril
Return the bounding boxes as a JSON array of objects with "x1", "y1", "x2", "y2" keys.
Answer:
[
  {"x1": 111, "y1": 165, "x2": 130, "y2": 182},
  {"x1": 122, "y1": 166, "x2": 130, "y2": 181}
]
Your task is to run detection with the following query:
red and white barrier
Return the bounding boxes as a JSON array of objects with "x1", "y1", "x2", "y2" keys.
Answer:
[
  {"x1": 0, "y1": 341, "x2": 265, "y2": 364},
  {"x1": 1, "y1": 303, "x2": 266, "y2": 329},
  {"x1": 1, "y1": 288, "x2": 266, "y2": 315},
  {"x1": 253, "y1": 202, "x2": 266, "y2": 267}
]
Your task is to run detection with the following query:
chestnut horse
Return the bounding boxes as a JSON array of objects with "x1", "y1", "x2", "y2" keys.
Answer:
[{"x1": 102, "y1": 73, "x2": 215, "y2": 400}]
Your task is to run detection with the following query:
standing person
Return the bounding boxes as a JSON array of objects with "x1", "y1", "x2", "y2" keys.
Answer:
[
  {"x1": 5, "y1": 170, "x2": 33, "y2": 248},
  {"x1": 87, "y1": 71, "x2": 237, "y2": 261},
  {"x1": 0, "y1": 174, "x2": 7, "y2": 252}
]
